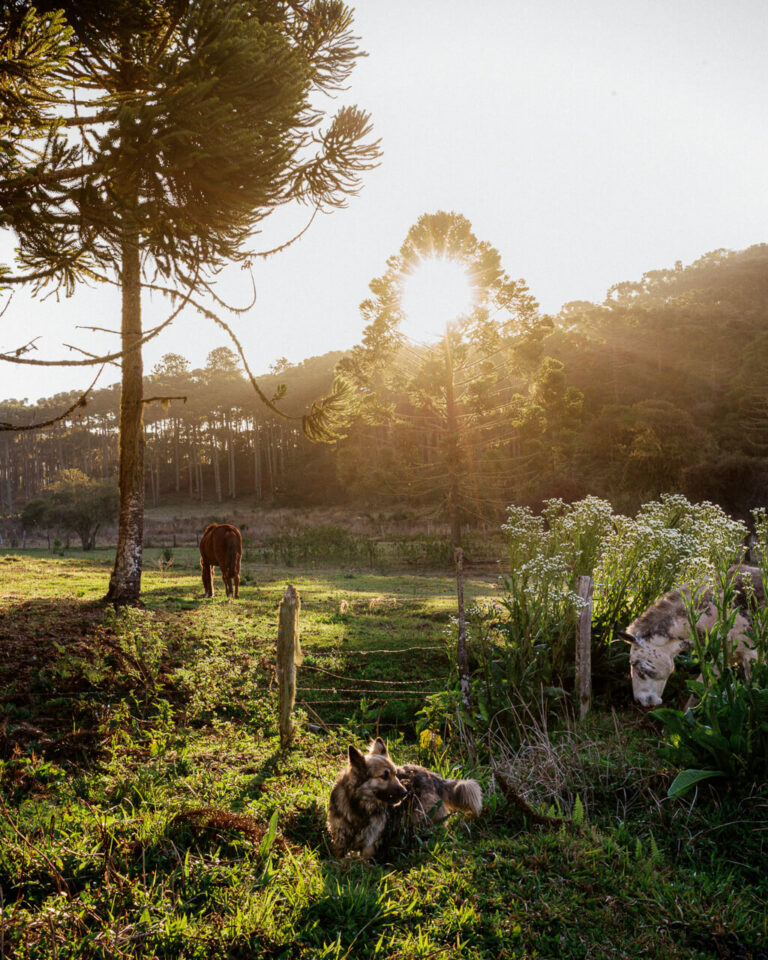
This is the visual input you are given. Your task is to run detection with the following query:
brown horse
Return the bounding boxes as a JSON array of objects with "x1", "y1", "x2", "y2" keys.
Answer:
[{"x1": 199, "y1": 523, "x2": 242, "y2": 599}]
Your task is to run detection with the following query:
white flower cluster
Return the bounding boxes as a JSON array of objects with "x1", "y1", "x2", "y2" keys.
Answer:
[{"x1": 501, "y1": 493, "x2": 749, "y2": 645}]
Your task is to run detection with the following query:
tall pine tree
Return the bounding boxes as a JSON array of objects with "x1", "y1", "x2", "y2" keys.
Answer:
[
  {"x1": 0, "y1": 0, "x2": 379, "y2": 602},
  {"x1": 335, "y1": 211, "x2": 549, "y2": 543}
]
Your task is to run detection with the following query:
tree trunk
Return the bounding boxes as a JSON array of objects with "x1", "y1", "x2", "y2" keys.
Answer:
[
  {"x1": 212, "y1": 429, "x2": 222, "y2": 503},
  {"x1": 188, "y1": 431, "x2": 195, "y2": 499},
  {"x1": 228, "y1": 419, "x2": 236, "y2": 499},
  {"x1": 106, "y1": 227, "x2": 145, "y2": 605},
  {"x1": 265, "y1": 423, "x2": 275, "y2": 496},
  {"x1": 174, "y1": 420, "x2": 181, "y2": 493},
  {"x1": 444, "y1": 337, "x2": 462, "y2": 548},
  {"x1": 253, "y1": 427, "x2": 262, "y2": 500}
]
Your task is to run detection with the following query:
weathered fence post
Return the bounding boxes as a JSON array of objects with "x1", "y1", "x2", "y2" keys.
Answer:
[
  {"x1": 455, "y1": 548, "x2": 472, "y2": 712},
  {"x1": 277, "y1": 584, "x2": 303, "y2": 749},
  {"x1": 575, "y1": 575, "x2": 594, "y2": 720}
]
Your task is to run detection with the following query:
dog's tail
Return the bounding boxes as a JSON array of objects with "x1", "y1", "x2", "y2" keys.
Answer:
[{"x1": 442, "y1": 778, "x2": 482, "y2": 817}]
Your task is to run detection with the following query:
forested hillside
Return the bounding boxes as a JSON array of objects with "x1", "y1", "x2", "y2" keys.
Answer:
[
  {"x1": 553, "y1": 243, "x2": 768, "y2": 516},
  {"x1": 3, "y1": 244, "x2": 767, "y2": 524}
]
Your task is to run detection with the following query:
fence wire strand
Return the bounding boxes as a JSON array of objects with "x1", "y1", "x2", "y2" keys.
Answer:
[{"x1": 300, "y1": 663, "x2": 434, "y2": 685}]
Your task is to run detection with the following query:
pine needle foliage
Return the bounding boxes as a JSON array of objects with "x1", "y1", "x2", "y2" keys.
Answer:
[{"x1": 0, "y1": 0, "x2": 380, "y2": 291}]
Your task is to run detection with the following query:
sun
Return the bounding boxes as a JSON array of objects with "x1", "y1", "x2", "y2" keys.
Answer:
[{"x1": 399, "y1": 257, "x2": 475, "y2": 342}]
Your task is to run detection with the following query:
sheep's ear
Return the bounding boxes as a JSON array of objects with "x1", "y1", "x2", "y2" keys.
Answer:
[
  {"x1": 618, "y1": 630, "x2": 643, "y2": 645},
  {"x1": 348, "y1": 745, "x2": 367, "y2": 773},
  {"x1": 369, "y1": 737, "x2": 388, "y2": 756}
]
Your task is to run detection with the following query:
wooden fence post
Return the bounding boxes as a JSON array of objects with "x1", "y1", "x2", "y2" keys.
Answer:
[
  {"x1": 277, "y1": 584, "x2": 303, "y2": 749},
  {"x1": 575, "y1": 575, "x2": 594, "y2": 720}
]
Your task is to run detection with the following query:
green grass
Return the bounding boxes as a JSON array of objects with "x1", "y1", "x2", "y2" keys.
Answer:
[{"x1": 1, "y1": 552, "x2": 767, "y2": 959}]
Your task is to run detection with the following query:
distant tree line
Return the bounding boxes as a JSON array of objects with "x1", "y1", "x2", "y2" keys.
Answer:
[
  {"x1": 0, "y1": 349, "x2": 344, "y2": 516},
  {"x1": 3, "y1": 244, "x2": 768, "y2": 526}
]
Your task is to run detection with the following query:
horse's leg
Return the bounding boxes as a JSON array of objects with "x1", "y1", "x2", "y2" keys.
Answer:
[
  {"x1": 234, "y1": 556, "x2": 240, "y2": 599},
  {"x1": 201, "y1": 560, "x2": 213, "y2": 598},
  {"x1": 223, "y1": 568, "x2": 232, "y2": 598}
]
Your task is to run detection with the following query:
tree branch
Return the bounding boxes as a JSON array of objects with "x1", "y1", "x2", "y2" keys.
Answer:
[
  {"x1": 141, "y1": 395, "x2": 187, "y2": 406},
  {"x1": 75, "y1": 325, "x2": 121, "y2": 335},
  {"x1": 0, "y1": 269, "x2": 198, "y2": 366},
  {"x1": 58, "y1": 112, "x2": 111, "y2": 127},
  {"x1": 246, "y1": 207, "x2": 318, "y2": 260},
  {"x1": 199, "y1": 271, "x2": 257, "y2": 314},
  {"x1": 62, "y1": 343, "x2": 120, "y2": 368},
  {"x1": 0, "y1": 264, "x2": 75, "y2": 285},
  {"x1": 0, "y1": 162, "x2": 100, "y2": 194},
  {"x1": 176, "y1": 281, "x2": 350, "y2": 441},
  {"x1": 0, "y1": 365, "x2": 104, "y2": 432}
]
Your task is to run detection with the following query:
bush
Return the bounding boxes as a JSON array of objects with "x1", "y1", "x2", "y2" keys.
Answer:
[
  {"x1": 592, "y1": 495, "x2": 747, "y2": 647},
  {"x1": 264, "y1": 525, "x2": 361, "y2": 566},
  {"x1": 499, "y1": 496, "x2": 614, "y2": 674},
  {"x1": 428, "y1": 494, "x2": 750, "y2": 743},
  {"x1": 21, "y1": 469, "x2": 118, "y2": 550}
]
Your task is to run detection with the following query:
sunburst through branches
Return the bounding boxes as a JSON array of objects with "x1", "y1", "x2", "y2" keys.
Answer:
[{"x1": 399, "y1": 257, "x2": 475, "y2": 342}]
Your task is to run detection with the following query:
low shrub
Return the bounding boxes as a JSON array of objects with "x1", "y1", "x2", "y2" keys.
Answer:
[{"x1": 262, "y1": 525, "x2": 358, "y2": 566}]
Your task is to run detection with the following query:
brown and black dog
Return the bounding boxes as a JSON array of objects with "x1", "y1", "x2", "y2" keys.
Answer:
[
  {"x1": 327, "y1": 738, "x2": 482, "y2": 859},
  {"x1": 199, "y1": 522, "x2": 242, "y2": 599}
]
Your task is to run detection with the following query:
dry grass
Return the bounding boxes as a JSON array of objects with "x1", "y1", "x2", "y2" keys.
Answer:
[
  {"x1": 489, "y1": 705, "x2": 668, "y2": 821},
  {"x1": 367, "y1": 595, "x2": 399, "y2": 612}
]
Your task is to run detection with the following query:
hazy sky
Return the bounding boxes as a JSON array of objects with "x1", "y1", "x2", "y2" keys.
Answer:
[{"x1": 2, "y1": 0, "x2": 767, "y2": 402}]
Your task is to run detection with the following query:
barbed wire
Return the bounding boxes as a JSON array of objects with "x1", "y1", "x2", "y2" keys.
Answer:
[
  {"x1": 299, "y1": 696, "x2": 425, "y2": 705},
  {"x1": 301, "y1": 663, "x2": 434, "y2": 685},
  {"x1": 352, "y1": 644, "x2": 449, "y2": 655},
  {"x1": 297, "y1": 686, "x2": 430, "y2": 696}
]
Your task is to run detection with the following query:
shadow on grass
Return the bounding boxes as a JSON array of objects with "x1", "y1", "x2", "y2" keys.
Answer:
[
  {"x1": 0, "y1": 597, "x2": 104, "y2": 703},
  {"x1": 0, "y1": 597, "x2": 114, "y2": 774},
  {"x1": 242, "y1": 750, "x2": 284, "y2": 800},
  {"x1": 139, "y1": 577, "x2": 269, "y2": 610}
]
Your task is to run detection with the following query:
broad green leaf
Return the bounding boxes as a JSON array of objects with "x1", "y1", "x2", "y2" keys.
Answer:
[
  {"x1": 259, "y1": 809, "x2": 278, "y2": 859},
  {"x1": 667, "y1": 768, "x2": 725, "y2": 800}
]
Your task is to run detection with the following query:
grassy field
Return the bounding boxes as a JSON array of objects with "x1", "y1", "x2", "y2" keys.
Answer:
[{"x1": 1, "y1": 552, "x2": 767, "y2": 959}]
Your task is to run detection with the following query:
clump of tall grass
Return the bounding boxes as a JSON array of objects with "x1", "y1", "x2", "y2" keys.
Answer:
[{"x1": 488, "y1": 704, "x2": 664, "y2": 822}]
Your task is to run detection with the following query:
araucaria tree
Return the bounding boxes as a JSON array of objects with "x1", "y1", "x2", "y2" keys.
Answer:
[
  {"x1": 0, "y1": 1, "x2": 379, "y2": 603},
  {"x1": 336, "y1": 211, "x2": 570, "y2": 544}
]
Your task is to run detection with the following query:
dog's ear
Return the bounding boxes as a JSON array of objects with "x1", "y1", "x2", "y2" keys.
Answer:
[
  {"x1": 369, "y1": 737, "x2": 388, "y2": 757},
  {"x1": 348, "y1": 744, "x2": 367, "y2": 773}
]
